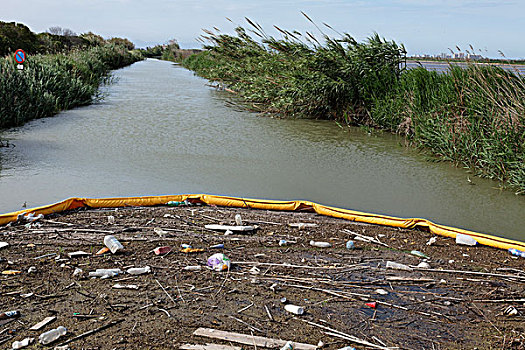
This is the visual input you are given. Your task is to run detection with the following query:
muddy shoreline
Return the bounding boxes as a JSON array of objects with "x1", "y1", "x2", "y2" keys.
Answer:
[{"x1": 1, "y1": 205, "x2": 524, "y2": 349}]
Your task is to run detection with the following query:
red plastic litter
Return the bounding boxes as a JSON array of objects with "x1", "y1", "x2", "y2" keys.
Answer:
[
  {"x1": 365, "y1": 302, "x2": 377, "y2": 309},
  {"x1": 154, "y1": 246, "x2": 172, "y2": 255}
]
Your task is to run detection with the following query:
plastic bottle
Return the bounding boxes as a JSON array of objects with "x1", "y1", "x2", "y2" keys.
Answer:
[
  {"x1": 104, "y1": 235, "x2": 124, "y2": 254},
  {"x1": 167, "y1": 201, "x2": 186, "y2": 207},
  {"x1": 0, "y1": 310, "x2": 20, "y2": 320},
  {"x1": 127, "y1": 266, "x2": 151, "y2": 275},
  {"x1": 309, "y1": 240, "x2": 331, "y2": 248},
  {"x1": 39, "y1": 326, "x2": 67, "y2": 345},
  {"x1": 509, "y1": 248, "x2": 525, "y2": 258},
  {"x1": 12, "y1": 337, "x2": 34, "y2": 349},
  {"x1": 284, "y1": 304, "x2": 304, "y2": 315}
]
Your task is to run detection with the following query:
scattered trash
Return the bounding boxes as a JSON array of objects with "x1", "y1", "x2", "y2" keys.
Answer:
[
  {"x1": 504, "y1": 306, "x2": 518, "y2": 316},
  {"x1": 337, "y1": 347, "x2": 356, "y2": 350},
  {"x1": 0, "y1": 310, "x2": 20, "y2": 320},
  {"x1": 365, "y1": 302, "x2": 377, "y2": 309},
  {"x1": 183, "y1": 266, "x2": 202, "y2": 271},
  {"x1": 154, "y1": 227, "x2": 168, "y2": 236},
  {"x1": 25, "y1": 213, "x2": 44, "y2": 222},
  {"x1": 96, "y1": 247, "x2": 110, "y2": 255},
  {"x1": 30, "y1": 316, "x2": 56, "y2": 330},
  {"x1": 104, "y1": 235, "x2": 124, "y2": 254},
  {"x1": 280, "y1": 341, "x2": 294, "y2": 350},
  {"x1": 27, "y1": 266, "x2": 36, "y2": 273},
  {"x1": 289, "y1": 223, "x2": 318, "y2": 230},
  {"x1": 12, "y1": 337, "x2": 34, "y2": 349},
  {"x1": 181, "y1": 248, "x2": 205, "y2": 254},
  {"x1": 72, "y1": 267, "x2": 83, "y2": 277},
  {"x1": 375, "y1": 289, "x2": 389, "y2": 295},
  {"x1": 235, "y1": 214, "x2": 243, "y2": 226},
  {"x1": 39, "y1": 326, "x2": 67, "y2": 345},
  {"x1": 508, "y1": 248, "x2": 525, "y2": 258},
  {"x1": 317, "y1": 341, "x2": 324, "y2": 348},
  {"x1": 284, "y1": 304, "x2": 304, "y2": 315},
  {"x1": 386, "y1": 261, "x2": 413, "y2": 271},
  {"x1": 127, "y1": 266, "x2": 151, "y2": 275},
  {"x1": 210, "y1": 243, "x2": 224, "y2": 249},
  {"x1": 205, "y1": 224, "x2": 255, "y2": 232},
  {"x1": 154, "y1": 246, "x2": 172, "y2": 255},
  {"x1": 20, "y1": 293, "x2": 33, "y2": 298},
  {"x1": 167, "y1": 200, "x2": 188, "y2": 207},
  {"x1": 67, "y1": 251, "x2": 90, "y2": 258},
  {"x1": 426, "y1": 237, "x2": 437, "y2": 246},
  {"x1": 345, "y1": 240, "x2": 355, "y2": 249},
  {"x1": 113, "y1": 284, "x2": 139, "y2": 290},
  {"x1": 455, "y1": 233, "x2": 477, "y2": 246},
  {"x1": 410, "y1": 250, "x2": 429, "y2": 259},
  {"x1": 279, "y1": 239, "x2": 296, "y2": 246},
  {"x1": 417, "y1": 262, "x2": 431, "y2": 269},
  {"x1": 181, "y1": 243, "x2": 192, "y2": 249},
  {"x1": 2, "y1": 270, "x2": 22, "y2": 275},
  {"x1": 88, "y1": 268, "x2": 122, "y2": 278},
  {"x1": 107, "y1": 215, "x2": 115, "y2": 224},
  {"x1": 309, "y1": 240, "x2": 331, "y2": 248},
  {"x1": 0, "y1": 242, "x2": 9, "y2": 249},
  {"x1": 249, "y1": 266, "x2": 260, "y2": 274},
  {"x1": 207, "y1": 253, "x2": 231, "y2": 271},
  {"x1": 280, "y1": 297, "x2": 288, "y2": 304}
]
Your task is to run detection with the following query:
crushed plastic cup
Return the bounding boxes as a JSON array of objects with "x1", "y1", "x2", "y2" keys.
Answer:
[
  {"x1": 346, "y1": 240, "x2": 355, "y2": 249},
  {"x1": 104, "y1": 235, "x2": 124, "y2": 254},
  {"x1": 235, "y1": 214, "x2": 243, "y2": 226},
  {"x1": 207, "y1": 253, "x2": 231, "y2": 271},
  {"x1": 455, "y1": 233, "x2": 477, "y2": 246},
  {"x1": 12, "y1": 337, "x2": 34, "y2": 349}
]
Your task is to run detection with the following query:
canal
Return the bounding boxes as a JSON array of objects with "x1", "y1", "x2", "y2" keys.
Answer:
[{"x1": 1, "y1": 59, "x2": 524, "y2": 241}]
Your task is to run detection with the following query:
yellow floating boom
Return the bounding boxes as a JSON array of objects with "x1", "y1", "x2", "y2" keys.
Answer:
[{"x1": 1, "y1": 194, "x2": 523, "y2": 251}]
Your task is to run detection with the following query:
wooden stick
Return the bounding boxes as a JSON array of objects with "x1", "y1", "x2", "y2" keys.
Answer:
[
  {"x1": 155, "y1": 279, "x2": 177, "y2": 305},
  {"x1": 299, "y1": 319, "x2": 394, "y2": 350},
  {"x1": 264, "y1": 305, "x2": 273, "y2": 321},
  {"x1": 412, "y1": 267, "x2": 525, "y2": 281},
  {"x1": 342, "y1": 229, "x2": 389, "y2": 247},
  {"x1": 234, "y1": 261, "x2": 346, "y2": 270},
  {"x1": 56, "y1": 319, "x2": 124, "y2": 346},
  {"x1": 193, "y1": 328, "x2": 316, "y2": 350}
]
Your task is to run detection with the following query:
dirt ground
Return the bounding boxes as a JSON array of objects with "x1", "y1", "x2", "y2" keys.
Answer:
[{"x1": 1, "y1": 204, "x2": 524, "y2": 350}]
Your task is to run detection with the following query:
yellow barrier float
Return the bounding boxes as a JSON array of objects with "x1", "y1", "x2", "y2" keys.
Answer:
[{"x1": 1, "y1": 194, "x2": 523, "y2": 251}]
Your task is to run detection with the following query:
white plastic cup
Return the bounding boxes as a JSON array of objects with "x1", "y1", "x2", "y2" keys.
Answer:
[
  {"x1": 104, "y1": 235, "x2": 124, "y2": 254},
  {"x1": 284, "y1": 304, "x2": 304, "y2": 315}
]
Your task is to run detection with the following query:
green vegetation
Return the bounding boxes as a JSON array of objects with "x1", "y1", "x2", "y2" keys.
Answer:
[
  {"x1": 183, "y1": 19, "x2": 525, "y2": 193},
  {"x1": 0, "y1": 22, "x2": 143, "y2": 129}
]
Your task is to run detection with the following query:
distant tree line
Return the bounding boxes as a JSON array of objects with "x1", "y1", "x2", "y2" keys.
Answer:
[
  {"x1": 139, "y1": 39, "x2": 201, "y2": 62},
  {"x1": 0, "y1": 21, "x2": 135, "y2": 56}
]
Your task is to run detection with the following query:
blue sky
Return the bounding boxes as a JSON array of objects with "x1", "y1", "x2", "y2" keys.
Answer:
[{"x1": 1, "y1": 0, "x2": 524, "y2": 58}]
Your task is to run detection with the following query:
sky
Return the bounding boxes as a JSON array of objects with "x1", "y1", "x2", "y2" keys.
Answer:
[{"x1": 1, "y1": 0, "x2": 524, "y2": 58}]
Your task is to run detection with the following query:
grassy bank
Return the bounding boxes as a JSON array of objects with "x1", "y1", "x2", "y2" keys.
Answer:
[
  {"x1": 0, "y1": 44, "x2": 142, "y2": 129},
  {"x1": 182, "y1": 21, "x2": 525, "y2": 193}
]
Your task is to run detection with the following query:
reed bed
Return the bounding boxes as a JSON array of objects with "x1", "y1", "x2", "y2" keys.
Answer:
[
  {"x1": 0, "y1": 44, "x2": 142, "y2": 128},
  {"x1": 183, "y1": 19, "x2": 525, "y2": 193}
]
